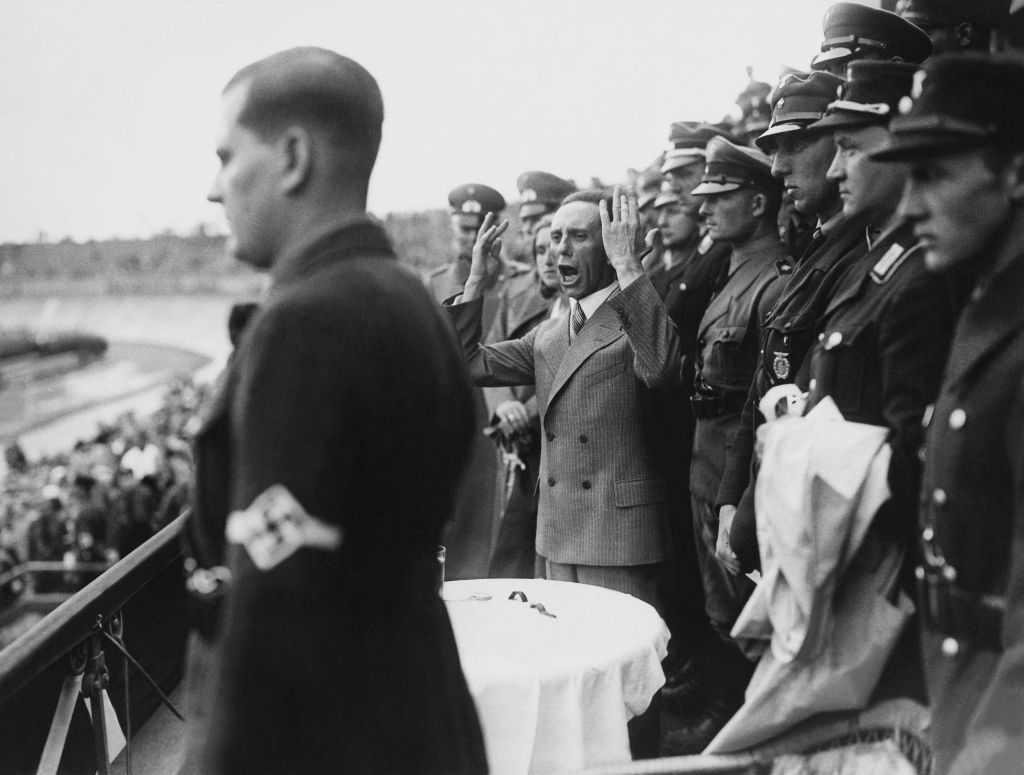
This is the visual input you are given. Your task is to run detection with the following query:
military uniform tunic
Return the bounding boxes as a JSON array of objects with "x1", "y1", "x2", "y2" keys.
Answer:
[
  {"x1": 718, "y1": 213, "x2": 872, "y2": 571},
  {"x1": 918, "y1": 247, "x2": 1024, "y2": 774},
  {"x1": 802, "y1": 221, "x2": 960, "y2": 538},
  {"x1": 690, "y1": 245, "x2": 790, "y2": 635}
]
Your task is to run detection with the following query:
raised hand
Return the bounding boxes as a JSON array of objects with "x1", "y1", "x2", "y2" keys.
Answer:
[
  {"x1": 463, "y1": 212, "x2": 509, "y2": 301},
  {"x1": 598, "y1": 185, "x2": 645, "y2": 289}
]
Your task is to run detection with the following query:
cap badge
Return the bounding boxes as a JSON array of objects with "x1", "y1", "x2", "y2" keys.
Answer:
[
  {"x1": 461, "y1": 200, "x2": 482, "y2": 214},
  {"x1": 522, "y1": 188, "x2": 538, "y2": 202},
  {"x1": 898, "y1": 96, "x2": 914, "y2": 116}
]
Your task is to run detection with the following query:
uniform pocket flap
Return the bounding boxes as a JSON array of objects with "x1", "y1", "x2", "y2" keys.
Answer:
[
  {"x1": 614, "y1": 478, "x2": 668, "y2": 507},
  {"x1": 712, "y1": 325, "x2": 748, "y2": 345}
]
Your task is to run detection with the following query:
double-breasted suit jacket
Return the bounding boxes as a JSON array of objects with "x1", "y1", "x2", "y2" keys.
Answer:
[{"x1": 447, "y1": 275, "x2": 680, "y2": 567}]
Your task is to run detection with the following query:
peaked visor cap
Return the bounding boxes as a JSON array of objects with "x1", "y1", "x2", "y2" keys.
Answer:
[
  {"x1": 692, "y1": 136, "x2": 779, "y2": 195},
  {"x1": 871, "y1": 51, "x2": 1024, "y2": 162},
  {"x1": 755, "y1": 70, "x2": 845, "y2": 151},
  {"x1": 810, "y1": 60, "x2": 917, "y2": 131},
  {"x1": 811, "y1": 1, "x2": 932, "y2": 70}
]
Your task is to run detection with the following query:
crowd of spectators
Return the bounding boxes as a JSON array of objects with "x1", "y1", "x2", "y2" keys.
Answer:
[{"x1": 0, "y1": 377, "x2": 208, "y2": 601}]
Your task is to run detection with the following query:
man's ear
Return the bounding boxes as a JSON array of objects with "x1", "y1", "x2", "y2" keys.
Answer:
[
  {"x1": 278, "y1": 126, "x2": 313, "y2": 195},
  {"x1": 955, "y1": 21, "x2": 976, "y2": 49},
  {"x1": 750, "y1": 191, "x2": 768, "y2": 219}
]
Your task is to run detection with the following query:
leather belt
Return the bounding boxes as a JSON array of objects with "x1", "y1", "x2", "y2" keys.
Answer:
[
  {"x1": 690, "y1": 391, "x2": 747, "y2": 419},
  {"x1": 916, "y1": 565, "x2": 1005, "y2": 654}
]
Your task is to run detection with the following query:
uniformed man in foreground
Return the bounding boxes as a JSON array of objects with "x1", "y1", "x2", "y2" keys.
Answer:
[
  {"x1": 680, "y1": 137, "x2": 790, "y2": 743},
  {"x1": 797, "y1": 59, "x2": 963, "y2": 707},
  {"x1": 717, "y1": 69, "x2": 869, "y2": 573},
  {"x1": 192, "y1": 47, "x2": 486, "y2": 774},
  {"x1": 873, "y1": 51, "x2": 1024, "y2": 775}
]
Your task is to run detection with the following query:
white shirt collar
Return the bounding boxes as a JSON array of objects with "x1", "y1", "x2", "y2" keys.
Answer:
[{"x1": 572, "y1": 281, "x2": 619, "y2": 321}]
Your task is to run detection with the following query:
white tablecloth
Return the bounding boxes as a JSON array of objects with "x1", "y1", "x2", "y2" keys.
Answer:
[{"x1": 444, "y1": 578, "x2": 670, "y2": 774}]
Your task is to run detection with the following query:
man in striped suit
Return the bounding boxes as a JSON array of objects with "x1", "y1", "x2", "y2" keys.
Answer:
[{"x1": 445, "y1": 186, "x2": 679, "y2": 612}]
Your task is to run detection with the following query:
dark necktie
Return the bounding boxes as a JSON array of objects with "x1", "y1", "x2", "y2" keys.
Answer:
[{"x1": 570, "y1": 302, "x2": 587, "y2": 339}]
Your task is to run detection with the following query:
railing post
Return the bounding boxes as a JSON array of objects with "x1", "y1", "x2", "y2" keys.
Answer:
[
  {"x1": 36, "y1": 642, "x2": 88, "y2": 775},
  {"x1": 81, "y1": 617, "x2": 111, "y2": 775}
]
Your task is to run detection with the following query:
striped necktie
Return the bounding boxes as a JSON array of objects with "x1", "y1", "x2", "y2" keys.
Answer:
[{"x1": 570, "y1": 302, "x2": 587, "y2": 339}]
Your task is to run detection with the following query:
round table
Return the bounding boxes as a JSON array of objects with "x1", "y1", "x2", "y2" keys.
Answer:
[{"x1": 444, "y1": 578, "x2": 669, "y2": 774}]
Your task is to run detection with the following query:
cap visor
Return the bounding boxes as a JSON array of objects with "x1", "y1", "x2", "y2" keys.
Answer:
[
  {"x1": 808, "y1": 112, "x2": 880, "y2": 132},
  {"x1": 519, "y1": 202, "x2": 552, "y2": 219},
  {"x1": 810, "y1": 47, "x2": 852, "y2": 70},
  {"x1": 638, "y1": 193, "x2": 658, "y2": 210},
  {"x1": 660, "y1": 157, "x2": 703, "y2": 174},
  {"x1": 653, "y1": 193, "x2": 682, "y2": 208},
  {"x1": 691, "y1": 181, "x2": 742, "y2": 195}
]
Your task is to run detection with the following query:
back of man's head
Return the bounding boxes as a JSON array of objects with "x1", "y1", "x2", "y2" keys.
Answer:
[{"x1": 226, "y1": 47, "x2": 384, "y2": 181}]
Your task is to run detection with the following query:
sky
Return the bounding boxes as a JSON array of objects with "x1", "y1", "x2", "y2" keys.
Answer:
[{"x1": 0, "y1": 0, "x2": 874, "y2": 244}]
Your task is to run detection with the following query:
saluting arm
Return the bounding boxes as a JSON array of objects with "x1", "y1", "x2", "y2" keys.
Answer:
[{"x1": 603, "y1": 185, "x2": 681, "y2": 388}]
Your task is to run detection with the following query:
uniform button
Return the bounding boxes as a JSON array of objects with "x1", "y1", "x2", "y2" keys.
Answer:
[
  {"x1": 941, "y1": 637, "x2": 960, "y2": 658},
  {"x1": 949, "y1": 409, "x2": 967, "y2": 430},
  {"x1": 547, "y1": 476, "x2": 556, "y2": 486},
  {"x1": 809, "y1": 378, "x2": 817, "y2": 391},
  {"x1": 546, "y1": 431, "x2": 555, "y2": 441},
  {"x1": 918, "y1": 448, "x2": 927, "y2": 463},
  {"x1": 942, "y1": 565, "x2": 957, "y2": 582},
  {"x1": 784, "y1": 321, "x2": 792, "y2": 330},
  {"x1": 818, "y1": 332, "x2": 825, "y2": 342},
  {"x1": 922, "y1": 526, "x2": 935, "y2": 542},
  {"x1": 698, "y1": 338, "x2": 706, "y2": 347},
  {"x1": 581, "y1": 480, "x2": 592, "y2": 490},
  {"x1": 826, "y1": 331, "x2": 843, "y2": 349},
  {"x1": 679, "y1": 282, "x2": 687, "y2": 291},
  {"x1": 579, "y1": 433, "x2": 588, "y2": 443},
  {"x1": 932, "y1": 488, "x2": 947, "y2": 506}
]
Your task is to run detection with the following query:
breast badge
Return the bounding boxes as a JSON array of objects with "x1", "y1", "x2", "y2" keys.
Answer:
[{"x1": 772, "y1": 352, "x2": 791, "y2": 380}]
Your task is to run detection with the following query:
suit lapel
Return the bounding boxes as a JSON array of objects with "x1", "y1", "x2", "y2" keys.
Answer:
[{"x1": 545, "y1": 301, "x2": 625, "y2": 411}]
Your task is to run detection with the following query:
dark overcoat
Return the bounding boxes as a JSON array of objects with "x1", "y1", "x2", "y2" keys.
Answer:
[
  {"x1": 189, "y1": 220, "x2": 488, "y2": 775},
  {"x1": 918, "y1": 245, "x2": 1024, "y2": 774}
]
